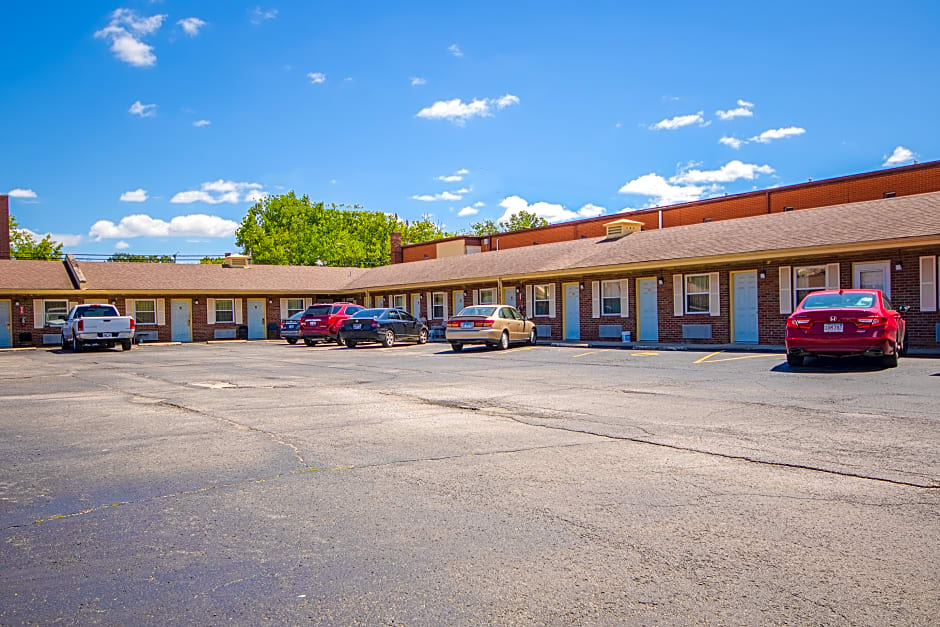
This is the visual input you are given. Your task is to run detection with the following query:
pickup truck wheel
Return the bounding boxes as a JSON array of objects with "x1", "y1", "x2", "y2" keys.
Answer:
[
  {"x1": 73, "y1": 337, "x2": 83, "y2": 353},
  {"x1": 286, "y1": 338, "x2": 298, "y2": 345},
  {"x1": 381, "y1": 330, "x2": 395, "y2": 348},
  {"x1": 122, "y1": 340, "x2": 132, "y2": 351}
]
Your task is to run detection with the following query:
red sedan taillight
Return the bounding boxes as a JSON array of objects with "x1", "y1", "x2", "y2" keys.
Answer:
[
  {"x1": 787, "y1": 317, "x2": 812, "y2": 331},
  {"x1": 855, "y1": 317, "x2": 886, "y2": 330}
]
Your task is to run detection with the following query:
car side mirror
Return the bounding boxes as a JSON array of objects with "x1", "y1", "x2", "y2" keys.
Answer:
[{"x1": 897, "y1": 305, "x2": 910, "y2": 314}]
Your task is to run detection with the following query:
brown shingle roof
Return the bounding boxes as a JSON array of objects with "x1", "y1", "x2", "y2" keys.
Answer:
[
  {"x1": 76, "y1": 261, "x2": 368, "y2": 293},
  {"x1": 0, "y1": 260, "x2": 75, "y2": 291}
]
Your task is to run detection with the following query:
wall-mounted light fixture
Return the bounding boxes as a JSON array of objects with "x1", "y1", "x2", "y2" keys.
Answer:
[
  {"x1": 759, "y1": 269, "x2": 766, "y2": 280},
  {"x1": 268, "y1": 299, "x2": 273, "y2": 304},
  {"x1": 895, "y1": 260, "x2": 903, "y2": 271},
  {"x1": 657, "y1": 276, "x2": 664, "y2": 285},
  {"x1": 194, "y1": 299, "x2": 199, "y2": 305},
  {"x1": 579, "y1": 281, "x2": 585, "y2": 290}
]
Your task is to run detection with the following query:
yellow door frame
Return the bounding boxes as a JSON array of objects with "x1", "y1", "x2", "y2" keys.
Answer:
[
  {"x1": 247, "y1": 298, "x2": 267, "y2": 339},
  {"x1": 171, "y1": 298, "x2": 193, "y2": 342}
]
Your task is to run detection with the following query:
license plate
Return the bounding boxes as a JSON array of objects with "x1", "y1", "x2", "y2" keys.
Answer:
[
  {"x1": 823, "y1": 323, "x2": 843, "y2": 333},
  {"x1": 308, "y1": 319, "x2": 320, "y2": 325},
  {"x1": 352, "y1": 324, "x2": 361, "y2": 329},
  {"x1": 461, "y1": 321, "x2": 473, "y2": 329}
]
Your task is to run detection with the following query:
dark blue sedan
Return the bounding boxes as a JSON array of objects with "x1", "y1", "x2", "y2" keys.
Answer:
[{"x1": 339, "y1": 308, "x2": 429, "y2": 348}]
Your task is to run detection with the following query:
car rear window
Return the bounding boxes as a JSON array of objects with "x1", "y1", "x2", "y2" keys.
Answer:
[
  {"x1": 330, "y1": 305, "x2": 342, "y2": 314},
  {"x1": 288, "y1": 311, "x2": 305, "y2": 320},
  {"x1": 304, "y1": 305, "x2": 332, "y2": 316},
  {"x1": 352, "y1": 308, "x2": 384, "y2": 318},
  {"x1": 76, "y1": 305, "x2": 119, "y2": 318},
  {"x1": 458, "y1": 306, "x2": 497, "y2": 317},
  {"x1": 801, "y1": 292, "x2": 876, "y2": 309}
]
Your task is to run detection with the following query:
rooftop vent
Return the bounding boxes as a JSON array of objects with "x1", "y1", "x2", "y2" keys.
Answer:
[
  {"x1": 603, "y1": 218, "x2": 643, "y2": 239},
  {"x1": 222, "y1": 253, "x2": 251, "y2": 268},
  {"x1": 883, "y1": 191, "x2": 896, "y2": 198}
]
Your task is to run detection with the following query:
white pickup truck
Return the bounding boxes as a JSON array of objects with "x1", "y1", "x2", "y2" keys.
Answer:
[{"x1": 60, "y1": 303, "x2": 136, "y2": 352}]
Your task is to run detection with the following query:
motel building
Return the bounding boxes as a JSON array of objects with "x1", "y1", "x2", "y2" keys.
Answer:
[{"x1": 1, "y1": 162, "x2": 939, "y2": 352}]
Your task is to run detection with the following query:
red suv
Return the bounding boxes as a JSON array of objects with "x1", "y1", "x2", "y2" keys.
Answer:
[{"x1": 299, "y1": 303, "x2": 364, "y2": 346}]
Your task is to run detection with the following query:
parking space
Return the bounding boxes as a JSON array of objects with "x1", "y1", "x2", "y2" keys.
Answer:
[{"x1": 1, "y1": 342, "x2": 938, "y2": 623}]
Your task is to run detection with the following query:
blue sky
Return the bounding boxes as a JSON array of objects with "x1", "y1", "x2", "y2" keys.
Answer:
[{"x1": 2, "y1": 1, "x2": 938, "y2": 258}]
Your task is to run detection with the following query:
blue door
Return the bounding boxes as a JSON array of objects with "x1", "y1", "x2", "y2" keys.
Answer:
[
  {"x1": 732, "y1": 271, "x2": 759, "y2": 343},
  {"x1": 564, "y1": 283, "x2": 580, "y2": 341},
  {"x1": 247, "y1": 299, "x2": 266, "y2": 339},
  {"x1": 0, "y1": 300, "x2": 11, "y2": 348},
  {"x1": 638, "y1": 278, "x2": 659, "y2": 342},
  {"x1": 171, "y1": 299, "x2": 191, "y2": 342}
]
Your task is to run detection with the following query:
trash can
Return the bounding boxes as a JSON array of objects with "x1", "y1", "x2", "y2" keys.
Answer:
[
  {"x1": 267, "y1": 322, "x2": 279, "y2": 339},
  {"x1": 237, "y1": 325, "x2": 248, "y2": 340}
]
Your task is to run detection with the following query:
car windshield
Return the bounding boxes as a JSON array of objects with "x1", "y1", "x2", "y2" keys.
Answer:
[
  {"x1": 458, "y1": 306, "x2": 497, "y2": 317},
  {"x1": 304, "y1": 305, "x2": 332, "y2": 316},
  {"x1": 352, "y1": 308, "x2": 385, "y2": 319},
  {"x1": 802, "y1": 292, "x2": 877, "y2": 309},
  {"x1": 76, "y1": 306, "x2": 118, "y2": 318}
]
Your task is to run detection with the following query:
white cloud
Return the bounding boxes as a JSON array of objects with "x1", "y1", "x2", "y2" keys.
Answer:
[
  {"x1": 716, "y1": 99, "x2": 754, "y2": 121},
  {"x1": 94, "y1": 9, "x2": 166, "y2": 67},
  {"x1": 457, "y1": 206, "x2": 479, "y2": 217},
  {"x1": 750, "y1": 126, "x2": 806, "y2": 143},
  {"x1": 177, "y1": 17, "x2": 206, "y2": 36},
  {"x1": 670, "y1": 160, "x2": 774, "y2": 184},
  {"x1": 883, "y1": 145, "x2": 916, "y2": 167},
  {"x1": 7, "y1": 188, "x2": 37, "y2": 199},
  {"x1": 473, "y1": 201, "x2": 484, "y2": 208},
  {"x1": 193, "y1": 119, "x2": 211, "y2": 127},
  {"x1": 448, "y1": 44, "x2": 463, "y2": 57},
  {"x1": 115, "y1": 240, "x2": 130, "y2": 250},
  {"x1": 496, "y1": 196, "x2": 606, "y2": 224},
  {"x1": 437, "y1": 168, "x2": 469, "y2": 182},
  {"x1": 411, "y1": 77, "x2": 426, "y2": 86},
  {"x1": 416, "y1": 94, "x2": 520, "y2": 125},
  {"x1": 171, "y1": 180, "x2": 265, "y2": 204},
  {"x1": 649, "y1": 111, "x2": 708, "y2": 131},
  {"x1": 129, "y1": 100, "x2": 157, "y2": 117},
  {"x1": 89, "y1": 213, "x2": 239, "y2": 240},
  {"x1": 495, "y1": 94, "x2": 520, "y2": 109},
  {"x1": 17, "y1": 227, "x2": 82, "y2": 247},
  {"x1": 719, "y1": 136, "x2": 744, "y2": 150},
  {"x1": 250, "y1": 7, "x2": 278, "y2": 23},
  {"x1": 412, "y1": 190, "x2": 464, "y2": 202},
  {"x1": 307, "y1": 72, "x2": 326, "y2": 84},
  {"x1": 120, "y1": 188, "x2": 149, "y2": 202},
  {"x1": 618, "y1": 173, "x2": 705, "y2": 205}
]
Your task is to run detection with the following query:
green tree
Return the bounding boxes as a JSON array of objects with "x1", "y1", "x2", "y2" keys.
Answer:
[
  {"x1": 8, "y1": 214, "x2": 64, "y2": 260},
  {"x1": 235, "y1": 192, "x2": 453, "y2": 266},
  {"x1": 468, "y1": 211, "x2": 549, "y2": 236},
  {"x1": 106, "y1": 253, "x2": 175, "y2": 263},
  {"x1": 200, "y1": 256, "x2": 225, "y2": 264}
]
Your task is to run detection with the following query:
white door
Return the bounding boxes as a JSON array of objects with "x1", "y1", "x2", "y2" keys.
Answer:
[
  {"x1": 247, "y1": 299, "x2": 266, "y2": 339},
  {"x1": 171, "y1": 299, "x2": 192, "y2": 342},
  {"x1": 732, "y1": 271, "x2": 759, "y2": 343},
  {"x1": 504, "y1": 287, "x2": 517, "y2": 308},
  {"x1": 637, "y1": 278, "x2": 658, "y2": 342},
  {"x1": 564, "y1": 283, "x2": 580, "y2": 341},
  {"x1": 0, "y1": 300, "x2": 11, "y2": 348},
  {"x1": 854, "y1": 261, "x2": 891, "y2": 298}
]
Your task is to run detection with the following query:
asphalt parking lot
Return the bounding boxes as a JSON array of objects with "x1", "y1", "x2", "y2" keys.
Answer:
[{"x1": 1, "y1": 340, "x2": 938, "y2": 624}]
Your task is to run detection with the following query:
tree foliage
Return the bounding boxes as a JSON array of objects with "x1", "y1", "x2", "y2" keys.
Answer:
[
  {"x1": 235, "y1": 192, "x2": 453, "y2": 266},
  {"x1": 468, "y1": 210, "x2": 549, "y2": 236},
  {"x1": 106, "y1": 253, "x2": 176, "y2": 263},
  {"x1": 200, "y1": 256, "x2": 225, "y2": 264},
  {"x1": 9, "y1": 214, "x2": 63, "y2": 260}
]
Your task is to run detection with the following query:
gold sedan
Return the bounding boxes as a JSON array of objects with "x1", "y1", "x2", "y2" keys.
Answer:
[{"x1": 444, "y1": 304, "x2": 538, "y2": 352}]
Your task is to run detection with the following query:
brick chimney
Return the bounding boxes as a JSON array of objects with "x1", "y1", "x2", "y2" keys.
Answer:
[
  {"x1": 0, "y1": 195, "x2": 9, "y2": 260},
  {"x1": 390, "y1": 231, "x2": 403, "y2": 264}
]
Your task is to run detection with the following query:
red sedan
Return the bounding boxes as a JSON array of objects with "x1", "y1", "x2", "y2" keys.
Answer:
[{"x1": 785, "y1": 289, "x2": 908, "y2": 368}]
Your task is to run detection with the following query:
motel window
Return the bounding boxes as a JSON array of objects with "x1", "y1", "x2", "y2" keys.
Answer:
[
  {"x1": 432, "y1": 292, "x2": 446, "y2": 319},
  {"x1": 534, "y1": 285, "x2": 551, "y2": 316},
  {"x1": 601, "y1": 281, "x2": 621, "y2": 315},
  {"x1": 392, "y1": 294, "x2": 406, "y2": 310},
  {"x1": 44, "y1": 300, "x2": 68, "y2": 326},
  {"x1": 135, "y1": 299, "x2": 157, "y2": 325},
  {"x1": 478, "y1": 288, "x2": 496, "y2": 305},
  {"x1": 286, "y1": 299, "x2": 305, "y2": 318},
  {"x1": 215, "y1": 299, "x2": 235, "y2": 324},
  {"x1": 794, "y1": 266, "x2": 827, "y2": 308},
  {"x1": 685, "y1": 274, "x2": 711, "y2": 314}
]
